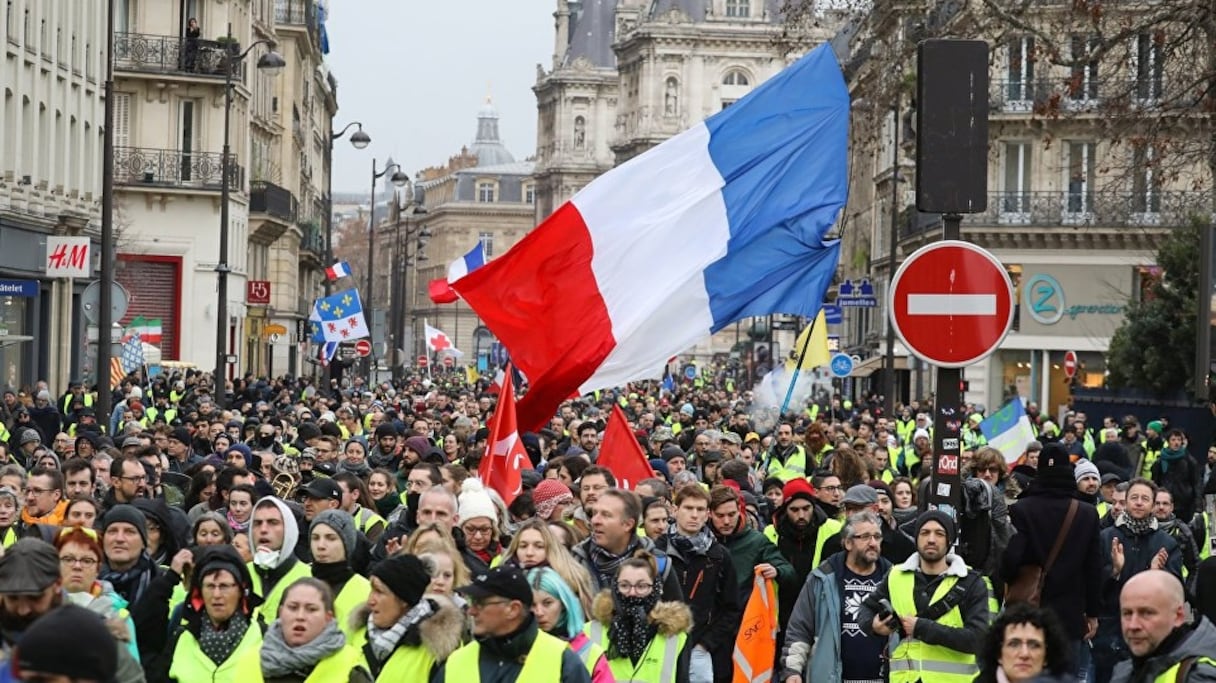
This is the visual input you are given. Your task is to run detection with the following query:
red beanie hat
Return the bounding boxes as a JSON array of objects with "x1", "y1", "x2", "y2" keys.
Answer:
[{"x1": 782, "y1": 478, "x2": 815, "y2": 504}]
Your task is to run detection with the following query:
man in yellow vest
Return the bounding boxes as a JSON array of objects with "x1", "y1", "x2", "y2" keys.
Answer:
[
  {"x1": 859, "y1": 510, "x2": 991, "y2": 683},
  {"x1": 440, "y1": 565, "x2": 590, "y2": 682},
  {"x1": 762, "y1": 422, "x2": 809, "y2": 482},
  {"x1": 248, "y1": 496, "x2": 311, "y2": 626},
  {"x1": 1113, "y1": 569, "x2": 1216, "y2": 682}
]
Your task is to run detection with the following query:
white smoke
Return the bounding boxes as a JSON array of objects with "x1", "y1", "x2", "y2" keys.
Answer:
[{"x1": 749, "y1": 365, "x2": 833, "y2": 434}]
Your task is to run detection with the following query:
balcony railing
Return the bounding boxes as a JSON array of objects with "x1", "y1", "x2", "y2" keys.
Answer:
[
  {"x1": 275, "y1": 0, "x2": 321, "y2": 45},
  {"x1": 299, "y1": 221, "x2": 325, "y2": 255},
  {"x1": 990, "y1": 76, "x2": 1191, "y2": 114},
  {"x1": 114, "y1": 32, "x2": 245, "y2": 80},
  {"x1": 250, "y1": 181, "x2": 297, "y2": 222},
  {"x1": 902, "y1": 191, "x2": 1210, "y2": 238},
  {"x1": 114, "y1": 147, "x2": 244, "y2": 191}
]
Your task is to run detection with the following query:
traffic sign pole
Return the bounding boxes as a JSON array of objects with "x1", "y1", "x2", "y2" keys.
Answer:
[{"x1": 931, "y1": 215, "x2": 964, "y2": 516}]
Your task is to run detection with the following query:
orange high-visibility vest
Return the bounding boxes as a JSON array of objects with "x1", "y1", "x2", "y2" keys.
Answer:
[{"x1": 733, "y1": 568, "x2": 778, "y2": 683}]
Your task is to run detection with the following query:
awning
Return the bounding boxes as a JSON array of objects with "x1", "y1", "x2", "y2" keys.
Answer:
[{"x1": 851, "y1": 354, "x2": 909, "y2": 378}]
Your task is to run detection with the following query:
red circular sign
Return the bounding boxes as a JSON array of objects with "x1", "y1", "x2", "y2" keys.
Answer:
[
  {"x1": 443, "y1": 356, "x2": 455, "y2": 368},
  {"x1": 1063, "y1": 350, "x2": 1078, "y2": 378},
  {"x1": 354, "y1": 339, "x2": 372, "y2": 357},
  {"x1": 417, "y1": 355, "x2": 428, "y2": 367},
  {"x1": 889, "y1": 240, "x2": 1014, "y2": 368}
]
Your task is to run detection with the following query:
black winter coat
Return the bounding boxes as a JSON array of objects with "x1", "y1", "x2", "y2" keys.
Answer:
[
  {"x1": 652, "y1": 534, "x2": 740, "y2": 682},
  {"x1": 1002, "y1": 483, "x2": 1103, "y2": 640}
]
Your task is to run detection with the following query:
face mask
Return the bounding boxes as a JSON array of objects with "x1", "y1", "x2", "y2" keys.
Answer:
[
  {"x1": 253, "y1": 548, "x2": 280, "y2": 569},
  {"x1": 405, "y1": 492, "x2": 421, "y2": 529},
  {"x1": 257, "y1": 434, "x2": 276, "y2": 448}
]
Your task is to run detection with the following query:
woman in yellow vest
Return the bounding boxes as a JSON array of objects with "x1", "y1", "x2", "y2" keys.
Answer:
[
  {"x1": 347, "y1": 554, "x2": 464, "y2": 680},
  {"x1": 584, "y1": 551, "x2": 691, "y2": 683},
  {"x1": 527, "y1": 566, "x2": 614, "y2": 682},
  {"x1": 236, "y1": 577, "x2": 372, "y2": 682},
  {"x1": 166, "y1": 545, "x2": 264, "y2": 683},
  {"x1": 308, "y1": 509, "x2": 371, "y2": 639}
]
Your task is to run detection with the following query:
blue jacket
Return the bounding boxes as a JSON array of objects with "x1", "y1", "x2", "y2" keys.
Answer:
[{"x1": 780, "y1": 551, "x2": 894, "y2": 683}]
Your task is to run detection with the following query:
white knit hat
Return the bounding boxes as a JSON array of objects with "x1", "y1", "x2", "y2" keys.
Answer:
[{"x1": 459, "y1": 479, "x2": 498, "y2": 524}]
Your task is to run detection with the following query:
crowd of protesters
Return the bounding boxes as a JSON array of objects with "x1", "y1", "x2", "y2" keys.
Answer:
[{"x1": 0, "y1": 366, "x2": 1210, "y2": 682}]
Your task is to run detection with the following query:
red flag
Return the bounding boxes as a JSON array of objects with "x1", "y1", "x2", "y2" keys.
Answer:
[
  {"x1": 428, "y1": 277, "x2": 459, "y2": 304},
  {"x1": 597, "y1": 405, "x2": 655, "y2": 490},
  {"x1": 479, "y1": 365, "x2": 531, "y2": 505}
]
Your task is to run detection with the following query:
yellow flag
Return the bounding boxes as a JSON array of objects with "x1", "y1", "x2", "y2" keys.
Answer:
[
  {"x1": 786, "y1": 308, "x2": 830, "y2": 371},
  {"x1": 465, "y1": 365, "x2": 480, "y2": 384}
]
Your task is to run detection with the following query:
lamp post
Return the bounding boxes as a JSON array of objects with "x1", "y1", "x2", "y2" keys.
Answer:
[
  {"x1": 214, "y1": 24, "x2": 285, "y2": 409},
  {"x1": 389, "y1": 186, "x2": 430, "y2": 381},
  {"x1": 325, "y1": 122, "x2": 370, "y2": 297},
  {"x1": 366, "y1": 159, "x2": 408, "y2": 380},
  {"x1": 97, "y1": 0, "x2": 117, "y2": 422}
]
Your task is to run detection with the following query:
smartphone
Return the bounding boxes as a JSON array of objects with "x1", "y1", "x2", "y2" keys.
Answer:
[{"x1": 877, "y1": 598, "x2": 897, "y2": 622}]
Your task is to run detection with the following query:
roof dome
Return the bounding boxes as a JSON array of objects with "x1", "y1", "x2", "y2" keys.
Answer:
[{"x1": 469, "y1": 96, "x2": 516, "y2": 167}]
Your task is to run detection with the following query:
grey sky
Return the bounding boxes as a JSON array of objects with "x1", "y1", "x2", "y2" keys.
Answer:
[{"x1": 325, "y1": 1, "x2": 554, "y2": 195}]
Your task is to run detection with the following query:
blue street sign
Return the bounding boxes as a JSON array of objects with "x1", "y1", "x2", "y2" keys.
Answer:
[
  {"x1": 836, "y1": 278, "x2": 878, "y2": 308},
  {"x1": 829, "y1": 353, "x2": 854, "y2": 378},
  {"x1": 822, "y1": 304, "x2": 843, "y2": 324},
  {"x1": 0, "y1": 280, "x2": 38, "y2": 297},
  {"x1": 684, "y1": 365, "x2": 697, "y2": 380}
]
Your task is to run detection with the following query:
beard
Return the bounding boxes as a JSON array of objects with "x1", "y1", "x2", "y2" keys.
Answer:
[{"x1": 0, "y1": 591, "x2": 61, "y2": 634}]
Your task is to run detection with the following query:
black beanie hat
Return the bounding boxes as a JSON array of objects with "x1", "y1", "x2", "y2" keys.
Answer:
[
  {"x1": 371, "y1": 554, "x2": 431, "y2": 606},
  {"x1": 101, "y1": 504, "x2": 149, "y2": 549},
  {"x1": 1037, "y1": 442, "x2": 1075, "y2": 487},
  {"x1": 914, "y1": 510, "x2": 956, "y2": 547}
]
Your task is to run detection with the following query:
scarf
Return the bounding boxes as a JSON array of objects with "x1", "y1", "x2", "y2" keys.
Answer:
[
  {"x1": 260, "y1": 620, "x2": 346, "y2": 678},
  {"x1": 368, "y1": 597, "x2": 434, "y2": 663},
  {"x1": 100, "y1": 554, "x2": 156, "y2": 606},
  {"x1": 312, "y1": 560, "x2": 354, "y2": 594},
  {"x1": 1117, "y1": 512, "x2": 1159, "y2": 536},
  {"x1": 666, "y1": 524, "x2": 713, "y2": 557},
  {"x1": 608, "y1": 590, "x2": 661, "y2": 664},
  {"x1": 340, "y1": 459, "x2": 372, "y2": 477},
  {"x1": 587, "y1": 536, "x2": 642, "y2": 589},
  {"x1": 21, "y1": 499, "x2": 66, "y2": 527},
  {"x1": 198, "y1": 611, "x2": 250, "y2": 665},
  {"x1": 373, "y1": 494, "x2": 399, "y2": 518},
  {"x1": 1160, "y1": 446, "x2": 1188, "y2": 473},
  {"x1": 226, "y1": 508, "x2": 250, "y2": 534}
]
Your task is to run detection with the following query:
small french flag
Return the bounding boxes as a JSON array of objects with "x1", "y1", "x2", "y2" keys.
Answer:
[
  {"x1": 428, "y1": 243, "x2": 487, "y2": 304},
  {"x1": 325, "y1": 261, "x2": 352, "y2": 281}
]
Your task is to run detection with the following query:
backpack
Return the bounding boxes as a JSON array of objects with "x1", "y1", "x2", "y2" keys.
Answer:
[{"x1": 956, "y1": 477, "x2": 1008, "y2": 576}]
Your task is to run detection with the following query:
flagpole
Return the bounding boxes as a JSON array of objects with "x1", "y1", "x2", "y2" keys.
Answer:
[{"x1": 779, "y1": 313, "x2": 818, "y2": 416}]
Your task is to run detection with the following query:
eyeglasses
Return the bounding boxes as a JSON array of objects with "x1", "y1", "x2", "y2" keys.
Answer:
[
  {"x1": 202, "y1": 582, "x2": 239, "y2": 593},
  {"x1": 977, "y1": 466, "x2": 1003, "y2": 474},
  {"x1": 26, "y1": 487, "x2": 57, "y2": 496},
  {"x1": 849, "y1": 532, "x2": 884, "y2": 542},
  {"x1": 59, "y1": 555, "x2": 98, "y2": 567},
  {"x1": 118, "y1": 474, "x2": 148, "y2": 483},
  {"x1": 820, "y1": 485, "x2": 844, "y2": 493},
  {"x1": 463, "y1": 525, "x2": 493, "y2": 537},
  {"x1": 616, "y1": 582, "x2": 654, "y2": 594}
]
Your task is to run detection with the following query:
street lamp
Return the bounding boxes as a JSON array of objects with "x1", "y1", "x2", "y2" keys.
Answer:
[
  {"x1": 366, "y1": 159, "x2": 408, "y2": 379},
  {"x1": 390, "y1": 186, "x2": 430, "y2": 380},
  {"x1": 326, "y1": 122, "x2": 370, "y2": 298},
  {"x1": 214, "y1": 24, "x2": 285, "y2": 409}
]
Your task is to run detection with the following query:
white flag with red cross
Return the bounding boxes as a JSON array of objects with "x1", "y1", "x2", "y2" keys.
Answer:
[{"x1": 424, "y1": 322, "x2": 463, "y2": 358}]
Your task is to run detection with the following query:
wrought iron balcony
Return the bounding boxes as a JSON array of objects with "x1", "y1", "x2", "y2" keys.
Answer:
[
  {"x1": 275, "y1": 0, "x2": 321, "y2": 45},
  {"x1": 901, "y1": 191, "x2": 1209, "y2": 238},
  {"x1": 989, "y1": 76, "x2": 1188, "y2": 114},
  {"x1": 250, "y1": 181, "x2": 297, "y2": 222},
  {"x1": 299, "y1": 220, "x2": 325, "y2": 256},
  {"x1": 114, "y1": 32, "x2": 245, "y2": 80},
  {"x1": 113, "y1": 147, "x2": 244, "y2": 192}
]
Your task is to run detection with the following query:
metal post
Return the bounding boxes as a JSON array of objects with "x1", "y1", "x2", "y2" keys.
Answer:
[
  {"x1": 390, "y1": 211, "x2": 402, "y2": 381},
  {"x1": 365, "y1": 159, "x2": 377, "y2": 380},
  {"x1": 214, "y1": 22, "x2": 234, "y2": 409},
  {"x1": 929, "y1": 213, "x2": 964, "y2": 514},
  {"x1": 883, "y1": 99, "x2": 899, "y2": 418},
  {"x1": 98, "y1": 0, "x2": 116, "y2": 422}
]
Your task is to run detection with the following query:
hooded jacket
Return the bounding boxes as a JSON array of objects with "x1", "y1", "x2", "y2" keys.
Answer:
[
  {"x1": 587, "y1": 589, "x2": 691, "y2": 682},
  {"x1": 249, "y1": 496, "x2": 309, "y2": 625},
  {"x1": 348, "y1": 592, "x2": 464, "y2": 680},
  {"x1": 782, "y1": 551, "x2": 894, "y2": 683},
  {"x1": 1111, "y1": 616, "x2": 1216, "y2": 683}
]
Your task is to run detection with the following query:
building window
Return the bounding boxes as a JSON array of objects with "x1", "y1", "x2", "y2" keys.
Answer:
[
  {"x1": 1005, "y1": 37, "x2": 1035, "y2": 107},
  {"x1": 1131, "y1": 143, "x2": 1161, "y2": 215},
  {"x1": 722, "y1": 70, "x2": 749, "y2": 86},
  {"x1": 725, "y1": 0, "x2": 750, "y2": 17},
  {"x1": 524, "y1": 185, "x2": 535, "y2": 204},
  {"x1": 721, "y1": 100, "x2": 736, "y2": 110},
  {"x1": 479, "y1": 232, "x2": 494, "y2": 257},
  {"x1": 1133, "y1": 31, "x2": 1164, "y2": 102},
  {"x1": 1001, "y1": 142, "x2": 1032, "y2": 221},
  {"x1": 1065, "y1": 141, "x2": 1096, "y2": 217},
  {"x1": 1067, "y1": 34, "x2": 1099, "y2": 103},
  {"x1": 477, "y1": 181, "x2": 496, "y2": 203}
]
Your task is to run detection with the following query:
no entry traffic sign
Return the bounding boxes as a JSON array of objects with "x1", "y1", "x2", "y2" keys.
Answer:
[
  {"x1": 354, "y1": 339, "x2": 372, "y2": 358},
  {"x1": 889, "y1": 240, "x2": 1014, "y2": 367},
  {"x1": 1063, "y1": 350, "x2": 1078, "y2": 378}
]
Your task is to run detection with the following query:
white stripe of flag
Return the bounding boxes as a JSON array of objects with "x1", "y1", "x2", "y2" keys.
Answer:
[{"x1": 907, "y1": 294, "x2": 996, "y2": 316}]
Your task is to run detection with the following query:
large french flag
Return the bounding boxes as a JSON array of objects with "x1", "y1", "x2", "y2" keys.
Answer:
[{"x1": 453, "y1": 44, "x2": 849, "y2": 431}]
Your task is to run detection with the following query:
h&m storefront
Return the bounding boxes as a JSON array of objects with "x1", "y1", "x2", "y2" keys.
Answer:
[{"x1": 966, "y1": 260, "x2": 1142, "y2": 421}]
